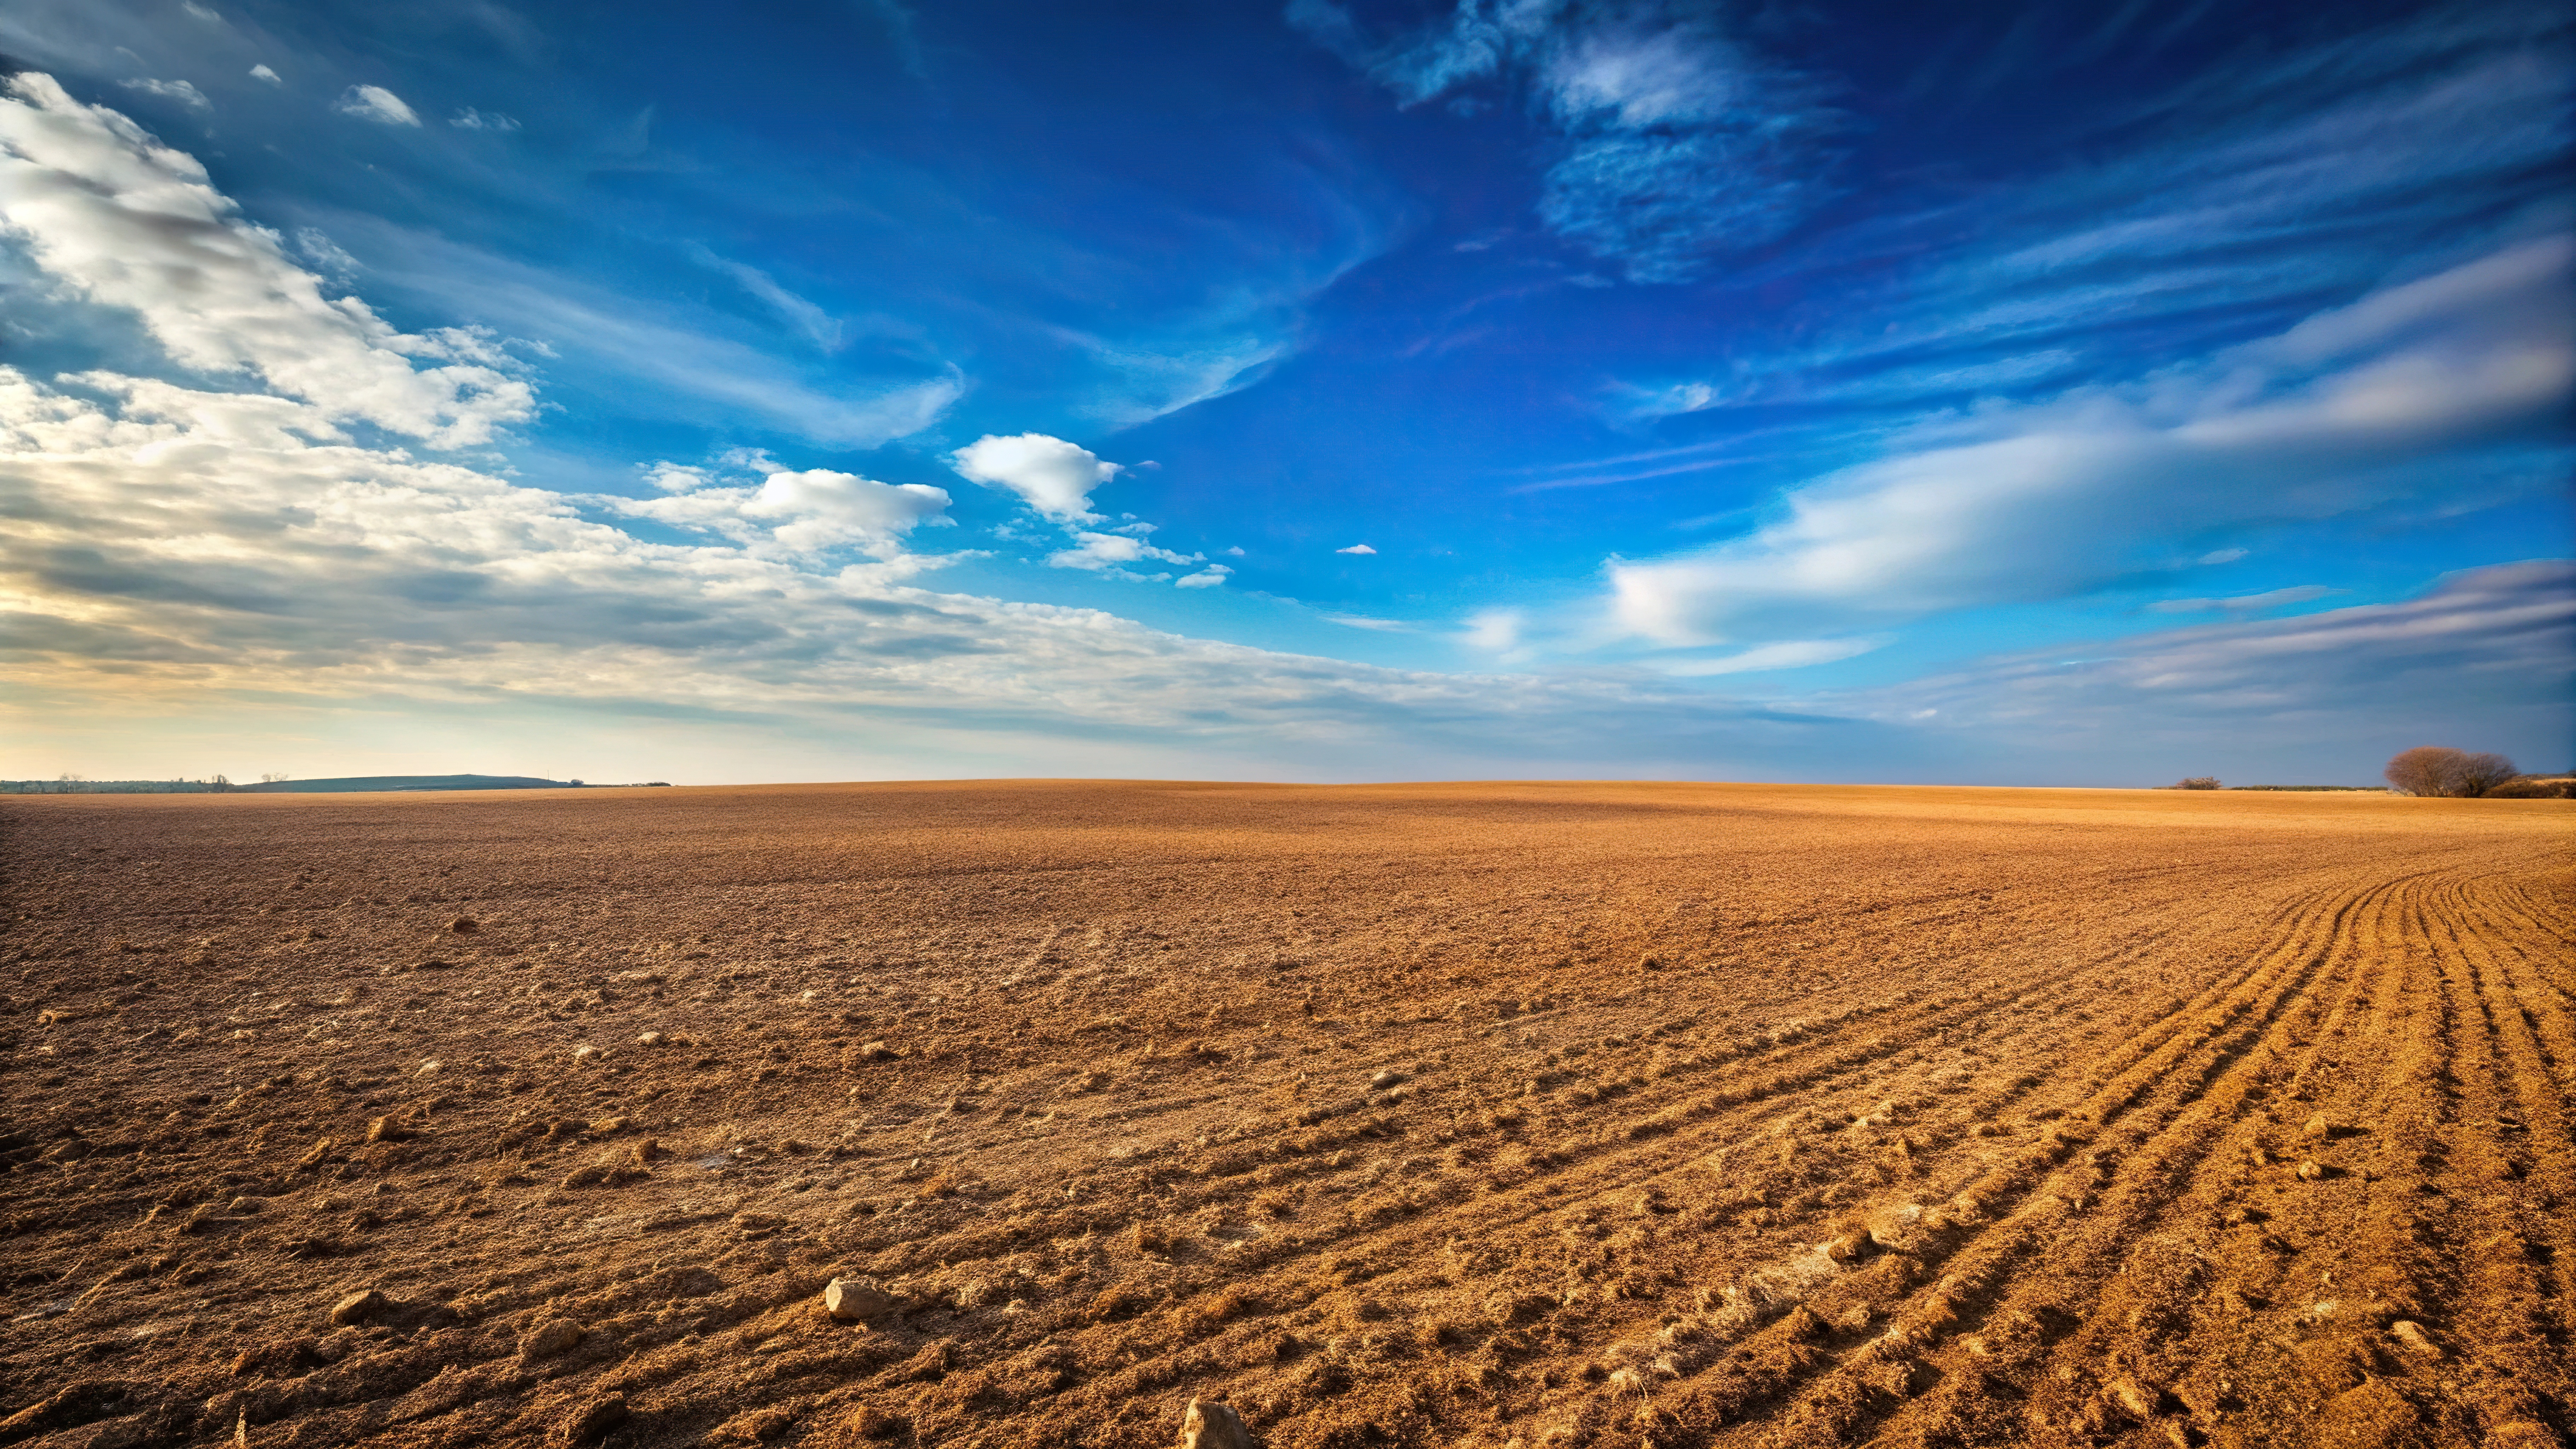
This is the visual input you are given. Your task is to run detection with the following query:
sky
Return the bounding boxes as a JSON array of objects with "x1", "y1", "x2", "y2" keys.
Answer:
[{"x1": 0, "y1": 0, "x2": 2568, "y2": 787}]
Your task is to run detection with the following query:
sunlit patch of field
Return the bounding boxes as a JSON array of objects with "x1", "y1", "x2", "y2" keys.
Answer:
[{"x1": 2, "y1": 781, "x2": 2567, "y2": 1448}]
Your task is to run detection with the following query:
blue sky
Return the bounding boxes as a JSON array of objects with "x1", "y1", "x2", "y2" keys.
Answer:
[{"x1": 0, "y1": 0, "x2": 2567, "y2": 785}]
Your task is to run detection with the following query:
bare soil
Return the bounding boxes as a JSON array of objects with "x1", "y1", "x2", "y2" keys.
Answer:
[{"x1": 2, "y1": 780, "x2": 2569, "y2": 1449}]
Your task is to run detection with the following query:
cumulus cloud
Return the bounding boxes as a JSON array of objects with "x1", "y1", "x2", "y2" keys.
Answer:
[
  {"x1": 640, "y1": 461, "x2": 711, "y2": 493},
  {"x1": 1175, "y1": 565, "x2": 1232, "y2": 589},
  {"x1": 951, "y1": 433, "x2": 1120, "y2": 522},
  {"x1": 0, "y1": 65, "x2": 1874, "y2": 778},
  {"x1": 1336, "y1": 543, "x2": 1377, "y2": 555},
  {"x1": 621, "y1": 467, "x2": 950, "y2": 556},
  {"x1": 1607, "y1": 235, "x2": 2574, "y2": 645},
  {"x1": 334, "y1": 84, "x2": 421, "y2": 127},
  {"x1": 249, "y1": 65, "x2": 281, "y2": 86},
  {"x1": 1292, "y1": 0, "x2": 1842, "y2": 282},
  {"x1": 1044, "y1": 529, "x2": 1201, "y2": 575},
  {"x1": 117, "y1": 78, "x2": 210, "y2": 113},
  {"x1": 0, "y1": 75, "x2": 532, "y2": 447},
  {"x1": 449, "y1": 108, "x2": 520, "y2": 133}
]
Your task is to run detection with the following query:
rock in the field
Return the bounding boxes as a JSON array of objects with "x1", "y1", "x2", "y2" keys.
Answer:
[
  {"x1": 364, "y1": 1115, "x2": 407, "y2": 1144},
  {"x1": 855, "y1": 1040, "x2": 897, "y2": 1062},
  {"x1": 2389, "y1": 1320, "x2": 2442, "y2": 1358},
  {"x1": 637, "y1": 1031, "x2": 667, "y2": 1047},
  {"x1": 824, "y1": 1276, "x2": 894, "y2": 1322},
  {"x1": 329, "y1": 1289, "x2": 387, "y2": 1325},
  {"x1": 2300, "y1": 1113, "x2": 2336, "y2": 1139},
  {"x1": 448, "y1": 917, "x2": 479, "y2": 934},
  {"x1": 552, "y1": 1393, "x2": 627, "y2": 1446},
  {"x1": 573, "y1": 1044, "x2": 603, "y2": 1064},
  {"x1": 1178, "y1": 1397, "x2": 1253, "y2": 1449},
  {"x1": 416, "y1": 1059, "x2": 442, "y2": 1077},
  {"x1": 2295, "y1": 1159, "x2": 2326, "y2": 1181},
  {"x1": 1369, "y1": 1069, "x2": 1406, "y2": 1090},
  {"x1": 521, "y1": 1317, "x2": 585, "y2": 1358}
]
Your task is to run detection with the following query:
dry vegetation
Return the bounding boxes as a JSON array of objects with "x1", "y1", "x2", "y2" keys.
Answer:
[{"x1": 1, "y1": 780, "x2": 2569, "y2": 1449}]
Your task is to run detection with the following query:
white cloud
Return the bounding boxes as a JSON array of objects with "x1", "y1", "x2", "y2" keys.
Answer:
[
  {"x1": 684, "y1": 242, "x2": 841, "y2": 351},
  {"x1": 248, "y1": 64, "x2": 281, "y2": 86},
  {"x1": 449, "y1": 108, "x2": 521, "y2": 133},
  {"x1": 117, "y1": 78, "x2": 209, "y2": 113},
  {"x1": 2198, "y1": 548, "x2": 2249, "y2": 566},
  {"x1": 1292, "y1": 0, "x2": 1841, "y2": 282},
  {"x1": 0, "y1": 64, "x2": 1901, "y2": 782},
  {"x1": 616, "y1": 466, "x2": 949, "y2": 556},
  {"x1": 2147, "y1": 585, "x2": 2335, "y2": 614},
  {"x1": 1841, "y1": 562, "x2": 2574, "y2": 774},
  {"x1": 1044, "y1": 530, "x2": 1200, "y2": 575},
  {"x1": 1461, "y1": 606, "x2": 1523, "y2": 653},
  {"x1": 951, "y1": 433, "x2": 1120, "y2": 522},
  {"x1": 276, "y1": 211, "x2": 959, "y2": 447},
  {"x1": 292, "y1": 227, "x2": 360, "y2": 280},
  {"x1": 182, "y1": 1, "x2": 222, "y2": 19},
  {"x1": 1657, "y1": 636, "x2": 1889, "y2": 677},
  {"x1": 1607, "y1": 235, "x2": 2574, "y2": 645},
  {"x1": 0, "y1": 75, "x2": 532, "y2": 446},
  {"x1": 1618, "y1": 6, "x2": 2571, "y2": 419},
  {"x1": 640, "y1": 461, "x2": 711, "y2": 493},
  {"x1": 1175, "y1": 565, "x2": 1231, "y2": 589},
  {"x1": 744, "y1": 468, "x2": 950, "y2": 554},
  {"x1": 333, "y1": 84, "x2": 421, "y2": 127},
  {"x1": 1336, "y1": 543, "x2": 1376, "y2": 555},
  {"x1": 1323, "y1": 614, "x2": 1407, "y2": 631}
]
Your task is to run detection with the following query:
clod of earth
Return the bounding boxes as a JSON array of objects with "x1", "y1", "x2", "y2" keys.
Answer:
[
  {"x1": 521, "y1": 1317, "x2": 585, "y2": 1358},
  {"x1": 2390, "y1": 1320, "x2": 2443, "y2": 1358},
  {"x1": 825, "y1": 1276, "x2": 895, "y2": 1322},
  {"x1": 552, "y1": 1393, "x2": 626, "y2": 1446},
  {"x1": 328, "y1": 1289, "x2": 386, "y2": 1326},
  {"x1": 1179, "y1": 1396, "x2": 1253, "y2": 1449}
]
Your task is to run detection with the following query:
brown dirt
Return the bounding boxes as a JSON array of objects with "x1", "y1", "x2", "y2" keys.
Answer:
[{"x1": 1, "y1": 780, "x2": 2569, "y2": 1449}]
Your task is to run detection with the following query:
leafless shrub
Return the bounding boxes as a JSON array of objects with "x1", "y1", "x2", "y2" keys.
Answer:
[
  {"x1": 2385, "y1": 747, "x2": 2518, "y2": 797},
  {"x1": 2167, "y1": 777, "x2": 2221, "y2": 790}
]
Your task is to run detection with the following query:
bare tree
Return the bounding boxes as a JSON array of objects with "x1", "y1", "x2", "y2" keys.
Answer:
[
  {"x1": 2385, "y1": 746, "x2": 2519, "y2": 797},
  {"x1": 2385, "y1": 746, "x2": 2459, "y2": 796},
  {"x1": 2169, "y1": 777, "x2": 2221, "y2": 790},
  {"x1": 2453, "y1": 752, "x2": 2518, "y2": 797}
]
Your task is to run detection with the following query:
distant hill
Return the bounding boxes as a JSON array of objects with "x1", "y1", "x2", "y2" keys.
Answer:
[{"x1": 237, "y1": 774, "x2": 574, "y2": 793}]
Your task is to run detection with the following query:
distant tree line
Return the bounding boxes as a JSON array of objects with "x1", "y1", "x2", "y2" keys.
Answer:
[{"x1": 1, "y1": 776, "x2": 238, "y2": 794}]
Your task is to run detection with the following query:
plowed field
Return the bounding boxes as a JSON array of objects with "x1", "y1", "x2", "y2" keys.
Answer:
[{"x1": 2, "y1": 781, "x2": 2569, "y2": 1449}]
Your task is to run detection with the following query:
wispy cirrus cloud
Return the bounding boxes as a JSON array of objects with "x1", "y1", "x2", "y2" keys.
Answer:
[
  {"x1": 1838, "y1": 561, "x2": 2575, "y2": 778},
  {"x1": 115, "y1": 77, "x2": 209, "y2": 113},
  {"x1": 1607, "y1": 235, "x2": 2573, "y2": 646},
  {"x1": 1289, "y1": 0, "x2": 1843, "y2": 283},
  {"x1": 684, "y1": 242, "x2": 844, "y2": 352},
  {"x1": 1620, "y1": 2, "x2": 2572, "y2": 420},
  {"x1": 312, "y1": 211, "x2": 962, "y2": 449}
]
